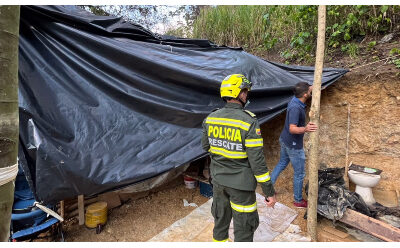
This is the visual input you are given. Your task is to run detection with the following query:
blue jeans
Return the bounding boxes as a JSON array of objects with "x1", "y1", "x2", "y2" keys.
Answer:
[{"x1": 270, "y1": 138, "x2": 306, "y2": 202}]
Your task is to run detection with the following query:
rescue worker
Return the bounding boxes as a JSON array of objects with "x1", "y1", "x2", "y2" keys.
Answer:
[{"x1": 201, "y1": 74, "x2": 276, "y2": 242}]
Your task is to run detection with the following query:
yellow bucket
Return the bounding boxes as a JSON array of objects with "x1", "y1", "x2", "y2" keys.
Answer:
[{"x1": 85, "y1": 201, "x2": 108, "y2": 228}]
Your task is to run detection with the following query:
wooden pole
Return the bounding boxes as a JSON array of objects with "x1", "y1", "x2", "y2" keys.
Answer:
[
  {"x1": 78, "y1": 195, "x2": 85, "y2": 225},
  {"x1": 0, "y1": 5, "x2": 20, "y2": 242},
  {"x1": 307, "y1": 5, "x2": 326, "y2": 242},
  {"x1": 60, "y1": 200, "x2": 65, "y2": 219},
  {"x1": 344, "y1": 104, "x2": 351, "y2": 188}
]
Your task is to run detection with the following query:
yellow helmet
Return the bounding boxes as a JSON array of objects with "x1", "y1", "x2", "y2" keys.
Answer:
[{"x1": 220, "y1": 74, "x2": 252, "y2": 99}]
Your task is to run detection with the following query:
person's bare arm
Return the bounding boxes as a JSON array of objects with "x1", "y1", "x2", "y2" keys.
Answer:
[{"x1": 289, "y1": 122, "x2": 318, "y2": 134}]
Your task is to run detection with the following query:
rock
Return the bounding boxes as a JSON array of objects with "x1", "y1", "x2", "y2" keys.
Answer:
[{"x1": 379, "y1": 33, "x2": 395, "y2": 44}]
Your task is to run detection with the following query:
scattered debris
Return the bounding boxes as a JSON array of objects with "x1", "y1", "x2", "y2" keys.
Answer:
[
  {"x1": 183, "y1": 199, "x2": 198, "y2": 207},
  {"x1": 379, "y1": 33, "x2": 396, "y2": 44},
  {"x1": 273, "y1": 224, "x2": 310, "y2": 242}
]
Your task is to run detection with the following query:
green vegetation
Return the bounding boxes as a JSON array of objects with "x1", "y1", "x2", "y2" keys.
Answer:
[
  {"x1": 367, "y1": 41, "x2": 377, "y2": 51},
  {"x1": 341, "y1": 43, "x2": 359, "y2": 58},
  {"x1": 191, "y1": 5, "x2": 400, "y2": 63},
  {"x1": 393, "y1": 59, "x2": 400, "y2": 68},
  {"x1": 390, "y1": 47, "x2": 400, "y2": 55},
  {"x1": 192, "y1": 6, "x2": 267, "y2": 49},
  {"x1": 390, "y1": 48, "x2": 400, "y2": 68}
]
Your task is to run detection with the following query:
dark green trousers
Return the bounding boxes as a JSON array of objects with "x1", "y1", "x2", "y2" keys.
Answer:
[{"x1": 211, "y1": 181, "x2": 259, "y2": 242}]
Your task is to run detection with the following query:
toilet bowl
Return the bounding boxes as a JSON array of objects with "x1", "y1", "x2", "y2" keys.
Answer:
[{"x1": 348, "y1": 170, "x2": 381, "y2": 205}]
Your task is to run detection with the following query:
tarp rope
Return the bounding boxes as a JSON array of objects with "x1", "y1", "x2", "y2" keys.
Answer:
[
  {"x1": 34, "y1": 202, "x2": 64, "y2": 222},
  {"x1": 0, "y1": 163, "x2": 18, "y2": 187},
  {"x1": 0, "y1": 163, "x2": 64, "y2": 222}
]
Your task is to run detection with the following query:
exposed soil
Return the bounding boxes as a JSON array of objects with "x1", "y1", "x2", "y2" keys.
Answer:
[
  {"x1": 58, "y1": 181, "x2": 308, "y2": 242},
  {"x1": 62, "y1": 181, "x2": 209, "y2": 242}
]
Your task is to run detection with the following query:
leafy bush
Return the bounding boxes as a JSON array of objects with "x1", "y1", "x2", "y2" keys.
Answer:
[{"x1": 341, "y1": 43, "x2": 359, "y2": 58}]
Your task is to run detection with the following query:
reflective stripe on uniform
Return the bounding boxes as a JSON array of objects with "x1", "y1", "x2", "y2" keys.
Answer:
[
  {"x1": 245, "y1": 138, "x2": 263, "y2": 147},
  {"x1": 230, "y1": 201, "x2": 257, "y2": 213},
  {"x1": 213, "y1": 238, "x2": 229, "y2": 242},
  {"x1": 206, "y1": 117, "x2": 250, "y2": 131},
  {"x1": 255, "y1": 172, "x2": 271, "y2": 183},
  {"x1": 209, "y1": 146, "x2": 247, "y2": 159}
]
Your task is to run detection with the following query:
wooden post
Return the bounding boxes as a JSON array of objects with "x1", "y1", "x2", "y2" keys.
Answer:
[
  {"x1": 344, "y1": 104, "x2": 351, "y2": 188},
  {"x1": 0, "y1": 5, "x2": 20, "y2": 242},
  {"x1": 307, "y1": 5, "x2": 326, "y2": 242},
  {"x1": 78, "y1": 195, "x2": 85, "y2": 225},
  {"x1": 344, "y1": 161, "x2": 352, "y2": 189},
  {"x1": 60, "y1": 200, "x2": 65, "y2": 219}
]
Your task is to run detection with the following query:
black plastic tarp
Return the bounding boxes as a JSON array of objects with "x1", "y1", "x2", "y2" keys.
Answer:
[
  {"x1": 18, "y1": 5, "x2": 348, "y2": 204},
  {"x1": 307, "y1": 168, "x2": 372, "y2": 220}
]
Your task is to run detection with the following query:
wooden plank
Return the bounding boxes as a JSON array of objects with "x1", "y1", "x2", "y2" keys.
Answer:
[
  {"x1": 66, "y1": 208, "x2": 79, "y2": 219},
  {"x1": 317, "y1": 230, "x2": 358, "y2": 242},
  {"x1": 318, "y1": 230, "x2": 341, "y2": 242},
  {"x1": 339, "y1": 208, "x2": 400, "y2": 242},
  {"x1": 78, "y1": 195, "x2": 84, "y2": 225},
  {"x1": 66, "y1": 197, "x2": 97, "y2": 212},
  {"x1": 98, "y1": 192, "x2": 121, "y2": 209},
  {"x1": 119, "y1": 191, "x2": 149, "y2": 202},
  {"x1": 183, "y1": 172, "x2": 209, "y2": 184},
  {"x1": 322, "y1": 226, "x2": 349, "y2": 239},
  {"x1": 60, "y1": 200, "x2": 65, "y2": 219}
]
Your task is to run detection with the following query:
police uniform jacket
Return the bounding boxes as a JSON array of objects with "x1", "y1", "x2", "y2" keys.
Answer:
[{"x1": 201, "y1": 102, "x2": 275, "y2": 197}]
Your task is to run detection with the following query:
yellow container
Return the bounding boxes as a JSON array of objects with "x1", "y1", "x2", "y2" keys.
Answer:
[{"x1": 85, "y1": 201, "x2": 108, "y2": 228}]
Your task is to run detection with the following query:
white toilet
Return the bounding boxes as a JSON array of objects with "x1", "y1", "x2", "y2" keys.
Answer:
[{"x1": 348, "y1": 170, "x2": 381, "y2": 205}]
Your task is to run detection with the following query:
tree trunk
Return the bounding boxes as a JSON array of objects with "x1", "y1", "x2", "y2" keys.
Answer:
[
  {"x1": 306, "y1": 5, "x2": 326, "y2": 242},
  {"x1": 0, "y1": 5, "x2": 20, "y2": 242}
]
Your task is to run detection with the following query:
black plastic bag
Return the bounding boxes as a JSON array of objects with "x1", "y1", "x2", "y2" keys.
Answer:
[{"x1": 306, "y1": 168, "x2": 371, "y2": 220}]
